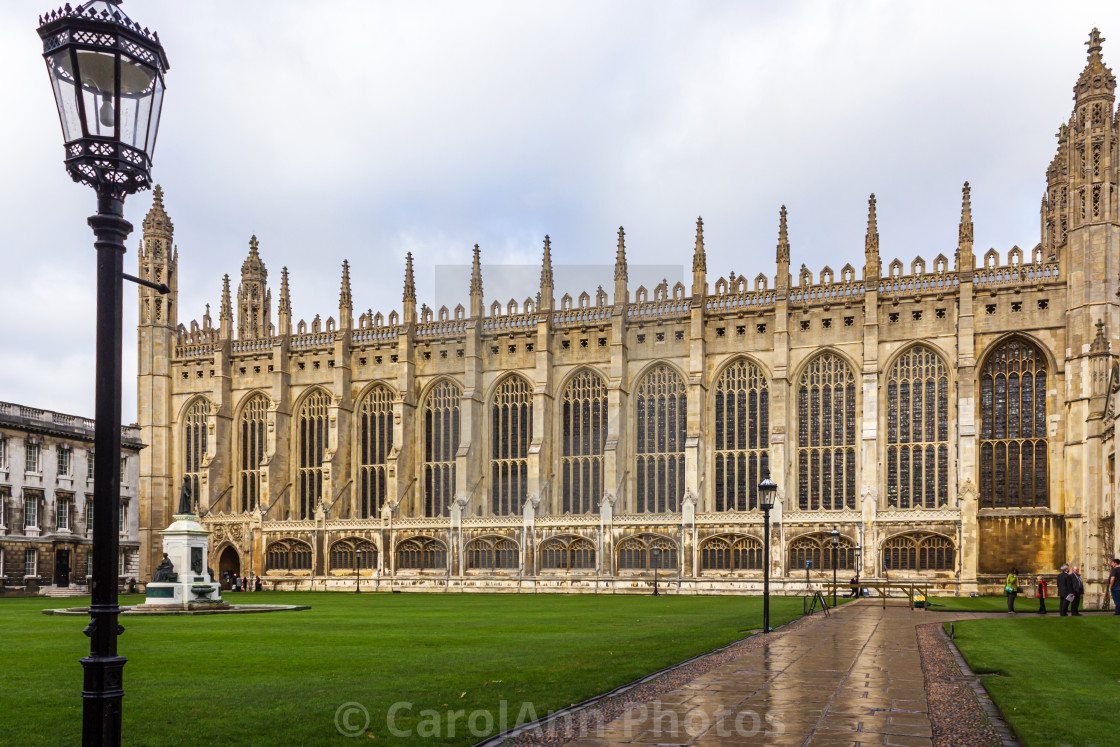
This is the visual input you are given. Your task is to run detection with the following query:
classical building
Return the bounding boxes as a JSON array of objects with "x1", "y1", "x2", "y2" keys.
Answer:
[
  {"x1": 0, "y1": 402, "x2": 142, "y2": 594},
  {"x1": 138, "y1": 31, "x2": 1119, "y2": 598}
]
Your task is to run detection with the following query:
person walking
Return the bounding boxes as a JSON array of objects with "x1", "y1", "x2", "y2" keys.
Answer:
[
  {"x1": 255, "y1": 575, "x2": 262, "y2": 592},
  {"x1": 1005, "y1": 567, "x2": 1019, "y2": 614},
  {"x1": 1057, "y1": 565, "x2": 1073, "y2": 616},
  {"x1": 1036, "y1": 575, "x2": 1048, "y2": 615},
  {"x1": 1071, "y1": 566, "x2": 1084, "y2": 615},
  {"x1": 1109, "y1": 559, "x2": 1120, "y2": 615},
  {"x1": 848, "y1": 575, "x2": 859, "y2": 598}
]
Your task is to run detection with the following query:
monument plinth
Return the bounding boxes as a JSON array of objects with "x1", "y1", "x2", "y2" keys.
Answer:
[{"x1": 136, "y1": 486, "x2": 226, "y2": 610}]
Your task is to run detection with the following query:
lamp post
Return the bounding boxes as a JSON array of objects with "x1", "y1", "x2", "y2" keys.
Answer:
[
  {"x1": 830, "y1": 528, "x2": 840, "y2": 607},
  {"x1": 37, "y1": 4, "x2": 168, "y2": 744},
  {"x1": 853, "y1": 544, "x2": 862, "y2": 598},
  {"x1": 355, "y1": 548, "x2": 362, "y2": 593},
  {"x1": 651, "y1": 546, "x2": 661, "y2": 597},
  {"x1": 757, "y1": 470, "x2": 777, "y2": 633}
]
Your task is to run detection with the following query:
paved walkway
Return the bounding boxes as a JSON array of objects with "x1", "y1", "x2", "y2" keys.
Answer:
[{"x1": 564, "y1": 602, "x2": 991, "y2": 747}]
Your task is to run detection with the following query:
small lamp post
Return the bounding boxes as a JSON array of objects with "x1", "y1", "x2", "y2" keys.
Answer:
[
  {"x1": 853, "y1": 544, "x2": 862, "y2": 598},
  {"x1": 651, "y1": 546, "x2": 661, "y2": 597},
  {"x1": 355, "y1": 548, "x2": 362, "y2": 593},
  {"x1": 830, "y1": 528, "x2": 841, "y2": 607},
  {"x1": 37, "y1": 3, "x2": 168, "y2": 744},
  {"x1": 757, "y1": 470, "x2": 777, "y2": 633}
]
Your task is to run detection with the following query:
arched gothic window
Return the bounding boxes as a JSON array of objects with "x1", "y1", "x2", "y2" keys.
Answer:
[
  {"x1": 265, "y1": 539, "x2": 312, "y2": 571},
  {"x1": 714, "y1": 359, "x2": 769, "y2": 511},
  {"x1": 329, "y1": 538, "x2": 376, "y2": 571},
  {"x1": 539, "y1": 535, "x2": 596, "y2": 570},
  {"x1": 395, "y1": 536, "x2": 447, "y2": 570},
  {"x1": 700, "y1": 534, "x2": 763, "y2": 571},
  {"x1": 465, "y1": 536, "x2": 520, "y2": 570},
  {"x1": 423, "y1": 381, "x2": 460, "y2": 517},
  {"x1": 357, "y1": 386, "x2": 394, "y2": 519},
  {"x1": 979, "y1": 338, "x2": 1048, "y2": 508},
  {"x1": 297, "y1": 390, "x2": 330, "y2": 519},
  {"x1": 886, "y1": 347, "x2": 950, "y2": 509},
  {"x1": 491, "y1": 376, "x2": 533, "y2": 515},
  {"x1": 788, "y1": 533, "x2": 854, "y2": 572},
  {"x1": 617, "y1": 534, "x2": 678, "y2": 570},
  {"x1": 561, "y1": 370, "x2": 607, "y2": 514},
  {"x1": 635, "y1": 366, "x2": 687, "y2": 513},
  {"x1": 237, "y1": 394, "x2": 268, "y2": 513},
  {"x1": 882, "y1": 532, "x2": 955, "y2": 571},
  {"x1": 182, "y1": 398, "x2": 209, "y2": 514},
  {"x1": 797, "y1": 354, "x2": 857, "y2": 510}
]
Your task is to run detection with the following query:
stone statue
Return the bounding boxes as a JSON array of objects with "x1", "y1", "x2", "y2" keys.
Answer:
[
  {"x1": 151, "y1": 553, "x2": 178, "y2": 583},
  {"x1": 178, "y1": 476, "x2": 193, "y2": 515}
]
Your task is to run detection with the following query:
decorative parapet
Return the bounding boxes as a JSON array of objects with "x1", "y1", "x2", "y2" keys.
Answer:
[
  {"x1": 704, "y1": 290, "x2": 775, "y2": 313},
  {"x1": 879, "y1": 273, "x2": 959, "y2": 297},
  {"x1": 553, "y1": 307, "x2": 611, "y2": 327},
  {"x1": 174, "y1": 342, "x2": 216, "y2": 358},
  {"x1": 290, "y1": 331, "x2": 337, "y2": 350},
  {"x1": 973, "y1": 262, "x2": 1060, "y2": 288},
  {"x1": 788, "y1": 281, "x2": 865, "y2": 306},
  {"x1": 390, "y1": 517, "x2": 453, "y2": 530},
  {"x1": 612, "y1": 512, "x2": 683, "y2": 524},
  {"x1": 231, "y1": 338, "x2": 273, "y2": 354},
  {"x1": 627, "y1": 299, "x2": 691, "y2": 320},
  {"x1": 352, "y1": 325, "x2": 402, "y2": 344},
  {"x1": 261, "y1": 520, "x2": 316, "y2": 532},
  {"x1": 781, "y1": 510, "x2": 863, "y2": 523},
  {"x1": 482, "y1": 312, "x2": 540, "y2": 333},
  {"x1": 415, "y1": 319, "x2": 467, "y2": 338},
  {"x1": 695, "y1": 512, "x2": 765, "y2": 524},
  {"x1": 462, "y1": 515, "x2": 522, "y2": 527},
  {"x1": 0, "y1": 401, "x2": 142, "y2": 445}
]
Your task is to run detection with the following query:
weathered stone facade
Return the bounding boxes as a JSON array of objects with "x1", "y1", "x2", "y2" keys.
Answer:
[
  {"x1": 0, "y1": 402, "x2": 142, "y2": 594},
  {"x1": 137, "y1": 32, "x2": 1120, "y2": 599}
]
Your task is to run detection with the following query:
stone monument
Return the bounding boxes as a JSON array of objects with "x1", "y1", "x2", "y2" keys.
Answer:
[{"x1": 137, "y1": 477, "x2": 224, "y2": 610}]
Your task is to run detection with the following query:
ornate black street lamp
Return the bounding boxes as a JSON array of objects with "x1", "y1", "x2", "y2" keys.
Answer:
[
  {"x1": 830, "y1": 528, "x2": 840, "y2": 607},
  {"x1": 853, "y1": 544, "x2": 862, "y2": 598},
  {"x1": 37, "y1": 3, "x2": 168, "y2": 744},
  {"x1": 355, "y1": 548, "x2": 362, "y2": 593},
  {"x1": 651, "y1": 546, "x2": 661, "y2": 597},
  {"x1": 757, "y1": 470, "x2": 777, "y2": 633}
]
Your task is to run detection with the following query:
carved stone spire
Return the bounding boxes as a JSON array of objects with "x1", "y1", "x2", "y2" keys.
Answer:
[
  {"x1": 219, "y1": 273, "x2": 232, "y2": 340},
  {"x1": 776, "y1": 206, "x2": 790, "y2": 293},
  {"x1": 1091, "y1": 318, "x2": 1109, "y2": 354},
  {"x1": 339, "y1": 260, "x2": 353, "y2": 330},
  {"x1": 957, "y1": 181, "x2": 975, "y2": 273},
  {"x1": 614, "y1": 226, "x2": 628, "y2": 306},
  {"x1": 402, "y1": 252, "x2": 416, "y2": 323},
  {"x1": 139, "y1": 183, "x2": 176, "y2": 327},
  {"x1": 691, "y1": 217, "x2": 707, "y2": 300},
  {"x1": 469, "y1": 244, "x2": 483, "y2": 318},
  {"x1": 1075, "y1": 28, "x2": 1115, "y2": 105},
  {"x1": 539, "y1": 236, "x2": 554, "y2": 312},
  {"x1": 237, "y1": 235, "x2": 271, "y2": 339},
  {"x1": 863, "y1": 194, "x2": 880, "y2": 280},
  {"x1": 278, "y1": 266, "x2": 291, "y2": 336}
]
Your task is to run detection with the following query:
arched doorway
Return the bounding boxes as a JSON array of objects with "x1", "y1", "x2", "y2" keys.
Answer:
[{"x1": 218, "y1": 546, "x2": 240, "y2": 590}]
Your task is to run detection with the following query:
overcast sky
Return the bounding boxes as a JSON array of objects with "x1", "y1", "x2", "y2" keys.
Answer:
[{"x1": 2, "y1": 1, "x2": 1117, "y2": 422}]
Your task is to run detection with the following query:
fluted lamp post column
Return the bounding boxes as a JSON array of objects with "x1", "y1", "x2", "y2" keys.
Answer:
[
  {"x1": 830, "y1": 528, "x2": 841, "y2": 607},
  {"x1": 36, "y1": 2, "x2": 169, "y2": 744},
  {"x1": 757, "y1": 470, "x2": 777, "y2": 633},
  {"x1": 651, "y1": 546, "x2": 661, "y2": 597},
  {"x1": 355, "y1": 548, "x2": 362, "y2": 593}
]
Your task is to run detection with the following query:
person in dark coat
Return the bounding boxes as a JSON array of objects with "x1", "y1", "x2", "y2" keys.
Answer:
[
  {"x1": 1071, "y1": 565, "x2": 1084, "y2": 615},
  {"x1": 1057, "y1": 565, "x2": 1073, "y2": 616}
]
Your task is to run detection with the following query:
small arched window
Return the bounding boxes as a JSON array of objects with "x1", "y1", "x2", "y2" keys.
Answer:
[
  {"x1": 329, "y1": 537, "x2": 377, "y2": 571},
  {"x1": 882, "y1": 532, "x2": 955, "y2": 571},
  {"x1": 357, "y1": 386, "x2": 394, "y2": 518},
  {"x1": 617, "y1": 534, "x2": 678, "y2": 570},
  {"x1": 237, "y1": 394, "x2": 268, "y2": 513},
  {"x1": 395, "y1": 536, "x2": 447, "y2": 570},
  {"x1": 491, "y1": 376, "x2": 533, "y2": 516},
  {"x1": 539, "y1": 535, "x2": 596, "y2": 570},
  {"x1": 265, "y1": 539, "x2": 313, "y2": 571},
  {"x1": 713, "y1": 359, "x2": 769, "y2": 511},
  {"x1": 297, "y1": 390, "x2": 331, "y2": 519},
  {"x1": 465, "y1": 536, "x2": 520, "y2": 570},
  {"x1": 182, "y1": 398, "x2": 209, "y2": 514},
  {"x1": 788, "y1": 533, "x2": 854, "y2": 572},
  {"x1": 635, "y1": 366, "x2": 687, "y2": 513},
  {"x1": 700, "y1": 535, "x2": 763, "y2": 571}
]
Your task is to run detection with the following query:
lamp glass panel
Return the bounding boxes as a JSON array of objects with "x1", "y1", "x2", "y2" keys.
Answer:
[
  {"x1": 118, "y1": 57, "x2": 156, "y2": 152},
  {"x1": 47, "y1": 50, "x2": 82, "y2": 142},
  {"x1": 74, "y1": 49, "x2": 119, "y2": 137},
  {"x1": 145, "y1": 75, "x2": 164, "y2": 159}
]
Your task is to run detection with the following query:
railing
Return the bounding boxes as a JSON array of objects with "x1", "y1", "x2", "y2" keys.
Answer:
[
  {"x1": 704, "y1": 290, "x2": 776, "y2": 313},
  {"x1": 231, "y1": 338, "x2": 273, "y2": 353},
  {"x1": 788, "y1": 282, "x2": 865, "y2": 305},
  {"x1": 415, "y1": 319, "x2": 467, "y2": 338},
  {"x1": 482, "y1": 313, "x2": 540, "y2": 332},
  {"x1": 553, "y1": 307, "x2": 611, "y2": 327},
  {"x1": 174, "y1": 342, "x2": 216, "y2": 358},
  {"x1": 627, "y1": 298, "x2": 691, "y2": 320},
  {"x1": 0, "y1": 402, "x2": 138, "y2": 441},
  {"x1": 290, "y1": 331, "x2": 336, "y2": 349},
  {"x1": 879, "y1": 273, "x2": 958, "y2": 296},
  {"x1": 973, "y1": 263, "x2": 1060, "y2": 288},
  {"x1": 352, "y1": 325, "x2": 402, "y2": 343}
]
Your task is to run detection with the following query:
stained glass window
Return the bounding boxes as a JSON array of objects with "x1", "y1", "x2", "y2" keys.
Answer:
[
  {"x1": 237, "y1": 394, "x2": 267, "y2": 513},
  {"x1": 465, "y1": 536, "x2": 520, "y2": 570},
  {"x1": 357, "y1": 386, "x2": 394, "y2": 519},
  {"x1": 886, "y1": 347, "x2": 950, "y2": 508},
  {"x1": 491, "y1": 376, "x2": 533, "y2": 516},
  {"x1": 788, "y1": 532, "x2": 854, "y2": 571},
  {"x1": 700, "y1": 535, "x2": 763, "y2": 570},
  {"x1": 423, "y1": 380, "x2": 461, "y2": 517},
  {"x1": 297, "y1": 390, "x2": 330, "y2": 519},
  {"x1": 635, "y1": 365, "x2": 687, "y2": 513},
  {"x1": 713, "y1": 359, "x2": 769, "y2": 511},
  {"x1": 561, "y1": 370, "x2": 607, "y2": 514},
  {"x1": 797, "y1": 354, "x2": 857, "y2": 510},
  {"x1": 183, "y1": 398, "x2": 209, "y2": 514},
  {"x1": 979, "y1": 338, "x2": 1048, "y2": 507},
  {"x1": 266, "y1": 539, "x2": 312, "y2": 571},
  {"x1": 539, "y1": 535, "x2": 596, "y2": 570},
  {"x1": 617, "y1": 534, "x2": 678, "y2": 570},
  {"x1": 395, "y1": 536, "x2": 447, "y2": 570},
  {"x1": 329, "y1": 538, "x2": 376, "y2": 570},
  {"x1": 882, "y1": 532, "x2": 955, "y2": 571}
]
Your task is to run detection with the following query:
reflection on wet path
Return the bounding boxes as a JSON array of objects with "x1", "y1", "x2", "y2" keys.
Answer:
[{"x1": 564, "y1": 602, "x2": 982, "y2": 746}]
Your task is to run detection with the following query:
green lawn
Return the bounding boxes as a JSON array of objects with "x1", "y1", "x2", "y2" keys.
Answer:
[
  {"x1": 951, "y1": 616, "x2": 1120, "y2": 747},
  {"x1": 928, "y1": 595, "x2": 1014, "y2": 612},
  {"x1": 1, "y1": 592, "x2": 806, "y2": 745}
]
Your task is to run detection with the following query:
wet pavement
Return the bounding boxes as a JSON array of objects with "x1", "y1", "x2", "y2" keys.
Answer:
[{"x1": 562, "y1": 601, "x2": 993, "y2": 746}]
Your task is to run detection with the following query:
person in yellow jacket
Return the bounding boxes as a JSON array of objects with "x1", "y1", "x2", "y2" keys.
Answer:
[{"x1": 1004, "y1": 568, "x2": 1019, "y2": 614}]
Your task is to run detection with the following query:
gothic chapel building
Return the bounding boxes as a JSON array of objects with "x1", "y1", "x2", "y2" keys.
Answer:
[{"x1": 138, "y1": 32, "x2": 1120, "y2": 597}]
